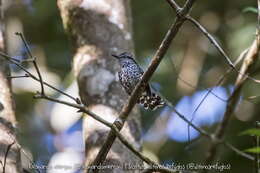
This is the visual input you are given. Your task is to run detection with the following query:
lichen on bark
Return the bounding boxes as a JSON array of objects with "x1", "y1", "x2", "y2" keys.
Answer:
[{"x1": 57, "y1": 0, "x2": 142, "y2": 172}]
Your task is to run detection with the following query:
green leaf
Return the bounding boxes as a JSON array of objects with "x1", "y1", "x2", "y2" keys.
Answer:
[
  {"x1": 244, "y1": 147, "x2": 260, "y2": 153},
  {"x1": 239, "y1": 128, "x2": 260, "y2": 136},
  {"x1": 243, "y1": 7, "x2": 258, "y2": 14}
]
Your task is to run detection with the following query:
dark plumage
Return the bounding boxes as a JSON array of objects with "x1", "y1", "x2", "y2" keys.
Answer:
[{"x1": 112, "y1": 52, "x2": 165, "y2": 110}]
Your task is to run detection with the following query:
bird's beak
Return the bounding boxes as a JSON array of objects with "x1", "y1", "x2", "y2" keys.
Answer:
[{"x1": 112, "y1": 54, "x2": 119, "y2": 59}]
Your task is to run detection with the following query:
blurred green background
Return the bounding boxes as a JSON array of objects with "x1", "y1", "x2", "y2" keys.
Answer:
[{"x1": 4, "y1": 0, "x2": 260, "y2": 172}]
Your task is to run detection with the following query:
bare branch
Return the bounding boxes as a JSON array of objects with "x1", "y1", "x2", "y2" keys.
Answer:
[
  {"x1": 204, "y1": 33, "x2": 260, "y2": 170},
  {"x1": 0, "y1": 52, "x2": 80, "y2": 103},
  {"x1": 165, "y1": 0, "x2": 180, "y2": 11},
  {"x1": 7, "y1": 74, "x2": 29, "y2": 79},
  {"x1": 91, "y1": 0, "x2": 198, "y2": 168},
  {"x1": 15, "y1": 32, "x2": 45, "y2": 95},
  {"x1": 2, "y1": 141, "x2": 15, "y2": 173},
  {"x1": 34, "y1": 94, "x2": 178, "y2": 173},
  {"x1": 186, "y1": 17, "x2": 234, "y2": 68},
  {"x1": 1, "y1": 44, "x2": 179, "y2": 173},
  {"x1": 223, "y1": 142, "x2": 255, "y2": 161}
]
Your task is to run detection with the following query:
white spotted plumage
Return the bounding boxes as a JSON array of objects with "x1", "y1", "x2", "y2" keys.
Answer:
[{"x1": 113, "y1": 52, "x2": 165, "y2": 110}]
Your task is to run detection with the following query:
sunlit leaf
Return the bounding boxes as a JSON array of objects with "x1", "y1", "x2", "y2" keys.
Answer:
[
  {"x1": 243, "y1": 7, "x2": 258, "y2": 14},
  {"x1": 239, "y1": 128, "x2": 260, "y2": 136},
  {"x1": 244, "y1": 147, "x2": 260, "y2": 153}
]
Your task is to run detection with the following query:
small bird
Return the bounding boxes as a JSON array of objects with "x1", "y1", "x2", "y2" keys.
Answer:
[{"x1": 112, "y1": 52, "x2": 165, "y2": 110}]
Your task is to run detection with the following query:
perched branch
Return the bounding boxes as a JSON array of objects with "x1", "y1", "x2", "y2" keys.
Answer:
[
  {"x1": 35, "y1": 94, "x2": 178, "y2": 173},
  {"x1": 1, "y1": 35, "x2": 253, "y2": 173},
  {"x1": 0, "y1": 44, "x2": 180, "y2": 172},
  {"x1": 0, "y1": 33, "x2": 182, "y2": 173},
  {"x1": 1, "y1": 1, "x2": 256, "y2": 172},
  {"x1": 91, "y1": 0, "x2": 198, "y2": 169}
]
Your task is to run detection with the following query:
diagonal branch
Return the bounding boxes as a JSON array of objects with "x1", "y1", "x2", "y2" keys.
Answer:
[
  {"x1": 186, "y1": 17, "x2": 234, "y2": 68},
  {"x1": 166, "y1": 0, "x2": 260, "y2": 85},
  {"x1": 91, "y1": 0, "x2": 198, "y2": 169},
  {"x1": 34, "y1": 94, "x2": 179, "y2": 173},
  {"x1": 0, "y1": 42, "x2": 182, "y2": 173},
  {"x1": 3, "y1": 42, "x2": 252, "y2": 171}
]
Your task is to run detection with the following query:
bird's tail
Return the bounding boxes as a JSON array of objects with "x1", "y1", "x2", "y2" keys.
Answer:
[{"x1": 138, "y1": 92, "x2": 165, "y2": 110}]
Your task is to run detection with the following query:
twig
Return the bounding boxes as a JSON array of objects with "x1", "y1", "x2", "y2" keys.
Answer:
[
  {"x1": 0, "y1": 52, "x2": 80, "y2": 103},
  {"x1": 7, "y1": 74, "x2": 29, "y2": 79},
  {"x1": 2, "y1": 141, "x2": 15, "y2": 173},
  {"x1": 34, "y1": 94, "x2": 113, "y2": 128},
  {"x1": 223, "y1": 142, "x2": 255, "y2": 161},
  {"x1": 166, "y1": 1, "x2": 260, "y2": 86},
  {"x1": 187, "y1": 47, "x2": 249, "y2": 142},
  {"x1": 187, "y1": 16, "x2": 260, "y2": 85},
  {"x1": 91, "y1": 0, "x2": 197, "y2": 169},
  {"x1": 158, "y1": 80, "x2": 254, "y2": 161},
  {"x1": 204, "y1": 32, "x2": 260, "y2": 171},
  {"x1": 167, "y1": 58, "x2": 228, "y2": 102},
  {"x1": 15, "y1": 32, "x2": 45, "y2": 95},
  {"x1": 186, "y1": 17, "x2": 234, "y2": 68}
]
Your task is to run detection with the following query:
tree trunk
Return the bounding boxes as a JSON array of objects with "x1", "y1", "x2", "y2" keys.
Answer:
[
  {"x1": 57, "y1": 0, "x2": 142, "y2": 172},
  {"x1": 0, "y1": 0, "x2": 22, "y2": 172}
]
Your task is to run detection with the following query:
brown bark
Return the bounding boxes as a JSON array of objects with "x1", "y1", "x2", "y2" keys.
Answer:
[
  {"x1": 57, "y1": 0, "x2": 142, "y2": 172},
  {"x1": 0, "y1": 0, "x2": 22, "y2": 172}
]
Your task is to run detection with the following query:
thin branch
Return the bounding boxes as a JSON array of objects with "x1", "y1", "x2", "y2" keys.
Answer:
[
  {"x1": 165, "y1": 0, "x2": 180, "y2": 11},
  {"x1": 223, "y1": 142, "x2": 255, "y2": 161},
  {"x1": 167, "y1": 58, "x2": 228, "y2": 102},
  {"x1": 7, "y1": 74, "x2": 29, "y2": 79},
  {"x1": 187, "y1": 16, "x2": 260, "y2": 85},
  {"x1": 0, "y1": 52, "x2": 80, "y2": 103},
  {"x1": 186, "y1": 17, "x2": 234, "y2": 68},
  {"x1": 91, "y1": 0, "x2": 197, "y2": 169},
  {"x1": 15, "y1": 32, "x2": 45, "y2": 95},
  {"x1": 35, "y1": 94, "x2": 178, "y2": 173},
  {"x1": 187, "y1": 47, "x2": 248, "y2": 142},
  {"x1": 3, "y1": 40, "x2": 251, "y2": 171},
  {"x1": 2, "y1": 141, "x2": 15, "y2": 173},
  {"x1": 204, "y1": 34, "x2": 260, "y2": 170},
  {"x1": 34, "y1": 94, "x2": 113, "y2": 128},
  {"x1": 1, "y1": 47, "x2": 178, "y2": 173}
]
